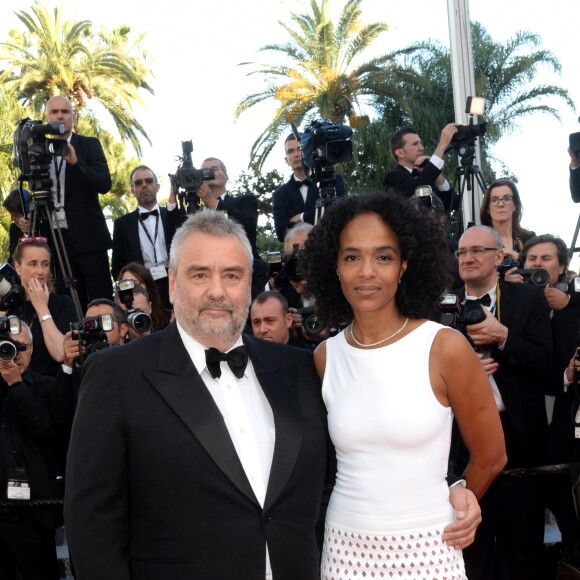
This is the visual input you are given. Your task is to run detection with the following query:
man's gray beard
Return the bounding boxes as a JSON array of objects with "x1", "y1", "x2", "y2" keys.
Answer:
[{"x1": 174, "y1": 295, "x2": 250, "y2": 346}]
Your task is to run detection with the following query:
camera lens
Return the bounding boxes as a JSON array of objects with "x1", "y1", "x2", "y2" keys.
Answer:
[
  {"x1": 529, "y1": 269, "x2": 550, "y2": 287},
  {"x1": 0, "y1": 340, "x2": 17, "y2": 361},
  {"x1": 128, "y1": 311, "x2": 152, "y2": 334}
]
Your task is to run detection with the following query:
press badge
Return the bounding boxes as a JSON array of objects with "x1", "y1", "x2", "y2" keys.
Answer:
[
  {"x1": 576, "y1": 407, "x2": 580, "y2": 439},
  {"x1": 150, "y1": 265, "x2": 168, "y2": 280},
  {"x1": 7, "y1": 466, "x2": 30, "y2": 500}
]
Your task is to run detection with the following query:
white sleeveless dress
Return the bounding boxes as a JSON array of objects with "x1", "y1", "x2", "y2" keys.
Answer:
[{"x1": 320, "y1": 321, "x2": 466, "y2": 579}]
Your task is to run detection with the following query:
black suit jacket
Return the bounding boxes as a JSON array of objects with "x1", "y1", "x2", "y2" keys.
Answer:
[
  {"x1": 63, "y1": 133, "x2": 112, "y2": 253},
  {"x1": 217, "y1": 193, "x2": 260, "y2": 258},
  {"x1": 64, "y1": 325, "x2": 328, "y2": 580},
  {"x1": 452, "y1": 280, "x2": 553, "y2": 469},
  {"x1": 272, "y1": 175, "x2": 347, "y2": 242},
  {"x1": 571, "y1": 166, "x2": 580, "y2": 203},
  {"x1": 383, "y1": 163, "x2": 457, "y2": 212},
  {"x1": 111, "y1": 207, "x2": 180, "y2": 279}
]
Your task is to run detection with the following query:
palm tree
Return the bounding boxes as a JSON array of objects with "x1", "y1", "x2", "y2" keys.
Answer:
[
  {"x1": 235, "y1": 0, "x2": 421, "y2": 172},
  {"x1": 343, "y1": 21, "x2": 574, "y2": 192},
  {"x1": 0, "y1": 1, "x2": 154, "y2": 156}
]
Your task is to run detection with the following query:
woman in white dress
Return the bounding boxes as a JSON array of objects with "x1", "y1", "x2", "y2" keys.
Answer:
[{"x1": 302, "y1": 194, "x2": 507, "y2": 579}]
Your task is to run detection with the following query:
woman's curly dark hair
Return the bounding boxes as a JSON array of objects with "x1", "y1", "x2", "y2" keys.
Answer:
[{"x1": 301, "y1": 193, "x2": 454, "y2": 326}]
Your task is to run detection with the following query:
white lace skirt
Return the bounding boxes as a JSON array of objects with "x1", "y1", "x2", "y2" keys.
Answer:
[{"x1": 321, "y1": 522, "x2": 467, "y2": 579}]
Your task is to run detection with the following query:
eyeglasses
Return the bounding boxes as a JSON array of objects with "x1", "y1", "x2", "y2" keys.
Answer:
[
  {"x1": 489, "y1": 195, "x2": 514, "y2": 206},
  {"x1": 18, "y1": 236, "x2": 48, "y2": 245},
  {"x1": 285, "y1": 147, "x2": 302, "y2": 155},
  {"x1": 455, "y1": 246, "x2": 499, "y2": 259},
  {"x1": 133, "y1": 178, "x2": 155, "y2": 186}
]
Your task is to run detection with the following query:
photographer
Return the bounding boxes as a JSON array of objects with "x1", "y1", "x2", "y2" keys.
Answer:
[
  {"x1": 111, "y1": 165, "x2": 182, "y2": 310},
  {"x1": 272, "y1": 134, "x2": 346, "y2": 242},
  {"x1": 383, "y1": 124, "x2": 459, "y2": 211},
  {"x1": 43, "y1": 95, "x2": 113, "y2": 310},
  {"x1": 52, "y1": 299, "x2": 129, "y2": 428},
  {"x1": 0, "y1": 321, "x2": 64, "y2": 579},
  {"x1": 506, "y1": 234, "x2": 580, "y2": 557},
  {"x1": 451, "y1": 225, "x2": 553, "y2": 579},
  {"x1": 114, "y1": 282, "x2": 152, "y2": 342}
]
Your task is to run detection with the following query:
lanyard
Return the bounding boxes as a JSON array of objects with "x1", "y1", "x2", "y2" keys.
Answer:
[
  {"x1": 54, "y1": 157, "x2": 65, "y2": 205},
  {"x1": 138, "y1": 213, "x2": 160, "y2": 264}
]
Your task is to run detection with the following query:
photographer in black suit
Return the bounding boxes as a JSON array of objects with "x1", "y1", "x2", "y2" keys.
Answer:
[
  {"x1": 383, "y1": 125, "x2": 458, "y2": 211},
  {"x1": 197, "y1": 157, "x2": 267, "y2": 298},
  {"x1": 43, "y1": 95, "x2": 113, "y2": 310},
  {"x1": 0, "y1": 321, "x2": 65, "y2": 579},
  {"x1": 111, "y1": 165, "x2": 181, "y2": 309},
  {"x1": 272, "y1": 134, "x2": 346, "y2": 242}
]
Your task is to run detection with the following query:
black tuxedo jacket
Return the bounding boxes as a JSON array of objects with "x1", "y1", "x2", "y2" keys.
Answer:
[
  {"x1": 383, "y1": 163, "x2": 457, "y2": 212},
  {"x1": 111, "y1": 207, "x2": 180, "y2": 279},
  {"x1": 547, "y1": 304, "x2": 580, "y2": 463},
  {"x1": 272, "y1": 175, "x2": 346, "y2": 242},
  {"x1": 65, "y1": 325, "x2": 328, "y2": 580},
  {"x1": 216, "y1": 193, "x2": 260, "y2": 258},
  {"x1": 452, "y1": 280, "x2": 553, "y2": 468},
  {"x1": 63, "y1": 133, "x2": 112, "y2": 253},
  {"x1": 571, "y1": 166, "x2": 580, "y2": 203}
]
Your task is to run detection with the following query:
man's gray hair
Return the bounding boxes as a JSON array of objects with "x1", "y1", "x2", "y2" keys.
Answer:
[
  {"x1": 468, "y1": 225, "x2": 504, "y2": 249},
  {"x1": 169, "y1": 209, "x2": 253, "y2": 273}
]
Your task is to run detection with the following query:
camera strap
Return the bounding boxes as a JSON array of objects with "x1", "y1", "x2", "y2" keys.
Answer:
[
  {"x1": 138, "y1": 213, "x2": 160, "y2": 264},
  {"x1": 53, "y1": 156, "x2": 65, "y2": 205}
]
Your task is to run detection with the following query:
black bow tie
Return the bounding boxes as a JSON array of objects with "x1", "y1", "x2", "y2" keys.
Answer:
[
  {"x1": 205, "y1": 345, "x2": 248, "y2": 379},
  {"x1": 297, "y1": 179, "x2": 311, "y2": 187},
  {"x1": 140, "y1": 209, "x2": 159, "y2": 220},
  {"x1": 466, "y1": 293, "x2": 491, "y2": 307}
]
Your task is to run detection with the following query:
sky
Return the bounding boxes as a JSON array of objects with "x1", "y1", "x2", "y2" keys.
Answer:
[{"x1": 2, "y1": 0, "x2": 580, "y2": 267}]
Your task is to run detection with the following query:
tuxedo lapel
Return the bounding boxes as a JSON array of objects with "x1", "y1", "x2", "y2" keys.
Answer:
[
  {"x1": 244, "y1": 336, "x2": 302, "y2": 511},
  {"x1": 144, "y1": 325, "x2": 259, "y2": 506}
]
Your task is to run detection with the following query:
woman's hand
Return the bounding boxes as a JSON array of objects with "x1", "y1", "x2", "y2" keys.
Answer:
[{"x1": 27, "y1": 277, "x2": 50, "y2": 314}]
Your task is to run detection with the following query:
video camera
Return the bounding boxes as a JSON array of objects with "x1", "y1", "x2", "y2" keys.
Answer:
[
  {"x1": 450, "y1": 96, "x2": 487, "y2": 164},
  {"x1": 170, "y1": 141, "x2": 215, "y2": 213},
  {"x1": 115, "y1": 280, "x2": 152, "y2": 334},
  {"x1": 71, "y1": 314, "x2": 114, "y2": 360},
  {"x1": 0, "y1": 316, "x2": 27, "y2": 362},
  {"x1": 0, "y1": 263, "x2": 25, "y2": 317},
  {"x1": 12, "y1": 119, "x2": 67, "y2": 197},
  {"x1": 497, "y1": 257, "x2": 550, "y2": 287},
  {"x1": 293, "y1": 119, "x2": 352, "y2": 202}
]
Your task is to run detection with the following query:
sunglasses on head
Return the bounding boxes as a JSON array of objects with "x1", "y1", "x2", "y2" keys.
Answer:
[{"x1": 18, "y1": 236, "x2": 48, "y2": 245}]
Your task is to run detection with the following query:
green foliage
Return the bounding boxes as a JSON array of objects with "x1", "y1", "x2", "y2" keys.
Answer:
[
  {"x1": 229, "y1": 168, "x2": 285, "y2": 255},
  {"x1": 235, "y1": 0, "x2": 420, "y2": 172},
  {"x1": 0, "y1": 1, "x2": 154, "y2": 156}
]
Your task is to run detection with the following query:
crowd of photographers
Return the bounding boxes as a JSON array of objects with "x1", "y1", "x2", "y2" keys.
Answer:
[{"x1": 0, "y1": 91, "x2": 579, "y2": 577}]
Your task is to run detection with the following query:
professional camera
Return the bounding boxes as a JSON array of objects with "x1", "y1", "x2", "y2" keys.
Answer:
[
  {"x1": 296, "y1": 306, "x2": 325, "y2": 335},
  {"x1": 0, "y1": 263, "x2": 25, "y2": 316},
  {"x1": 266, "y1": 244, "x2": 303, "y2": 289},
  {"x1": 0, "y1": 316, "x2": 26, "y2": 362},
  {"x1": 115, "y1": 280, "x2": 152, "y2": 334},
  {"x1": 555, "y1": 276, "x2": 580, "y2": 295},
  {"x1": 294, "y1": 119, "x2": 352, "y2": 204},
  {"x1": 12, "y1": 119, "x2": 67, "y2": 196},
  {"x1": 71, "y1": 314, "x2": 114, "y2": 357},
  {"x1": 496, "y1": 257, "x2": 550, "y2": 287}
]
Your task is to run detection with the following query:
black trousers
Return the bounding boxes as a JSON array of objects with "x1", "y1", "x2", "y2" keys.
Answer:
[{"x1": 0, "y1": 513, "x2": 59, "y2": 580}]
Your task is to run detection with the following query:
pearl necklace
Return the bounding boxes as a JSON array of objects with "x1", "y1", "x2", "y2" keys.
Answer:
[{"x1": 350, "y1": 317, "x2": 409, "y2": 348}]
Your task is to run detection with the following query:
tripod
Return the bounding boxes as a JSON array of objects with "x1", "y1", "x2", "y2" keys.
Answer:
[
  {"x1": 453, "y1": 156, "x2": 487, "y2": 239},
  {"x1": 312, "y1": 164, "x2": 338, "y2": 225},
  {"x1": 26, "y1": 190, "x2": 84, "y2": 323}
]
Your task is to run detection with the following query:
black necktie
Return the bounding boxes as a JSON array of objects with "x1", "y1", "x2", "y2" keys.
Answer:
[
  {"x1": 140, "y1": 209, "x2": 159, "y2": 220},
  {"x1": 205, "y1": 345, "x2": 249, "y2": 379},
  {"x1": 466, "y1": 293, "x2": 491, "y2": 307}
]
